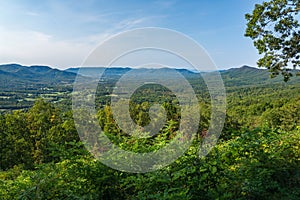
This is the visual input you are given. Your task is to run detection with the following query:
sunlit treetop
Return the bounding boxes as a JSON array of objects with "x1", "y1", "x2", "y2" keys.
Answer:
[{"x1": 245, "y1": 0, "x2": 300, "y2": 81}]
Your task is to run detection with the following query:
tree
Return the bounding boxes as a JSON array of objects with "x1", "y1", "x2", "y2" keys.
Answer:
[
  {"x1": 0, "y1": 111, "x2": 34, "y2": 170},
  {"x1": 245, "y1": 0, "x2": 300, "y2": 81},
  {"x1": 26, "y1": 99, "x2": 60, "y2": 164}
]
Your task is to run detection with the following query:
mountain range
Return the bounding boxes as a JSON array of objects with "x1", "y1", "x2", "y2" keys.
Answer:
[
  {"x1": 0, "y1": 64, "x2": 76, "y2": 88},
  {"x1": 0, "y1": 64, "x2": 299, "y2": 90}
]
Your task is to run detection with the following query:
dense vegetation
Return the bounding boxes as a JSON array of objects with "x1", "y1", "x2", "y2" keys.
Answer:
[{"x1": 0, "y1": 65, "x2": 300, "y2": 199}]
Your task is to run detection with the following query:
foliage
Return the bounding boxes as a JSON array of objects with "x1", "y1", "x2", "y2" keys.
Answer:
[
  {"x1": 1, "y1": 125, "x2": 299, "y2": 199},
  {"x1": 0, "y1": 157, "x2": 121, "y2": 200},
  {"x1": 245, "y1": 0, "x2": 300, "y2": 81},
  {"x1": 0, "y1": 98, "x2": 299, "y2": 199}
]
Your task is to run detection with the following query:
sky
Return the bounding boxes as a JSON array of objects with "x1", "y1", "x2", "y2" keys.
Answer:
[{"x1": 0, "y1": 0, "x2": 265, "y2": 70}]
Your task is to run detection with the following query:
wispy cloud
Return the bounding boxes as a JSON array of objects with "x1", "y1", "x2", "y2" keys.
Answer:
[
  {"x1": 0, "y1": 0, "x2": 166, "y2": 68},
  {"x1": 114, "y1": 17, "x2": 150, "y2": 30},
  {"x1": 0, "y1": 26, "x2": 93, "y2": 68},
  {"x1": 154, "y1": 0, "x2": 176, "y2": 9},
  {"x1": 0, "y1": 15, "x2": 158, "y2": 68},
  {"x1": 24, "y1": 11, "x2": 39, "y2": 16}
]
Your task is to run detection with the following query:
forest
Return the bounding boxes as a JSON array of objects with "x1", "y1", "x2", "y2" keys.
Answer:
[{"x1": 0, "y1": 65, "x2": 300, "y2": 199}]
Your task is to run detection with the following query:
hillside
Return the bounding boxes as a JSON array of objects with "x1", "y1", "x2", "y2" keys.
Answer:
[
  {"x1": 66, "y1": 65, "x2": 300, "y2": 87},
  {"x1": 1, "y1": 64, "x2": 299, "y2": 90},
  {"x1": 0, "y1": 64, "x2": 77, "y2": 89},
  {"x1": 220, "y1": 65, "x2": 300, "y2": 87}
]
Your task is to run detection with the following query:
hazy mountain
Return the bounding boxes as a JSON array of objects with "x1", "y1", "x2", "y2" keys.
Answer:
[
  {"x1": 0, "y1": 64, "x2": 77, "y2": 89},
  {"x1": 1, "y1": 64, "x2": 299, "y2": 90},
  {"x1": 221, "y1": 65, "x2": 300, "y2": 87}
]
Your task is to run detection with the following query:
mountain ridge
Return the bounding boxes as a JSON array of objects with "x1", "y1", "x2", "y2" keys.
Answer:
[
  {"x1": 1, "y1": 64, "x2": 299, "y2": 89},
  {"x1": 0, "y1": 64, "x2": 77, "y2": 89}
]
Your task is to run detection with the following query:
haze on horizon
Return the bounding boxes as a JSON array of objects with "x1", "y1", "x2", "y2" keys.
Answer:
[{"x1": 0, "y1": 0, "x2": 264, "y2": 70}]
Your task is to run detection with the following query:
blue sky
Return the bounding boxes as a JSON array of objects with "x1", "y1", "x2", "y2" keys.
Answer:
[{"x1": 0, "y1": 0, "x2": 264, "y2": 69}]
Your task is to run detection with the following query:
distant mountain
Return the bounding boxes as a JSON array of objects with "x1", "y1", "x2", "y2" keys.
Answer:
[
  {"x1": 0, "y1": 64, "x2": 77, "y2": 89},
  {"x1": 220, "y1": 65, "x2": 300, "y2": 87},
  {"x1": 66, "y1": 67, "x2": 131, "y2": 78},
  {"x1": 65, "y1": 67, "x2": 196, "y2": 78},
  {"x1": 1, "y1": 64, "x2": 299, "y2": 90}
]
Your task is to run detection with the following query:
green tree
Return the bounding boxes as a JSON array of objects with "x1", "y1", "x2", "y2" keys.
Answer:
[
  {"x1": 26, "y1": 99, "x2": 60, "y2": 164},
  {"x1": 0, "y1": 111, "x2": 34, "y2": 170},
  {"x1": 245, "y1": 0, "x2": 300, "y2": 81}
]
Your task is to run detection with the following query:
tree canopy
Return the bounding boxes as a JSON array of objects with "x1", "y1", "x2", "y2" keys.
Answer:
[{"x1": 245, "y1": 0, "x2": 300, "y2": 81}]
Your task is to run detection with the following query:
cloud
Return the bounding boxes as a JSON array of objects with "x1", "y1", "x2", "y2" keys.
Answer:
[
  {"x1": 0, "y1": 1, "x2": 170, "y2": 69},
  {"x1": 0, "y1": 26, "x2": 95, "y2": 68},
  {"x1": 24, "y1": 11, "x2": 39, "y2": 16},
  {"x1": 0, "y1": 16, "x2": 151, "y2": 69},
  {"x1": 154, "y1": 0, "x2": 176, "y2": 9}
]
